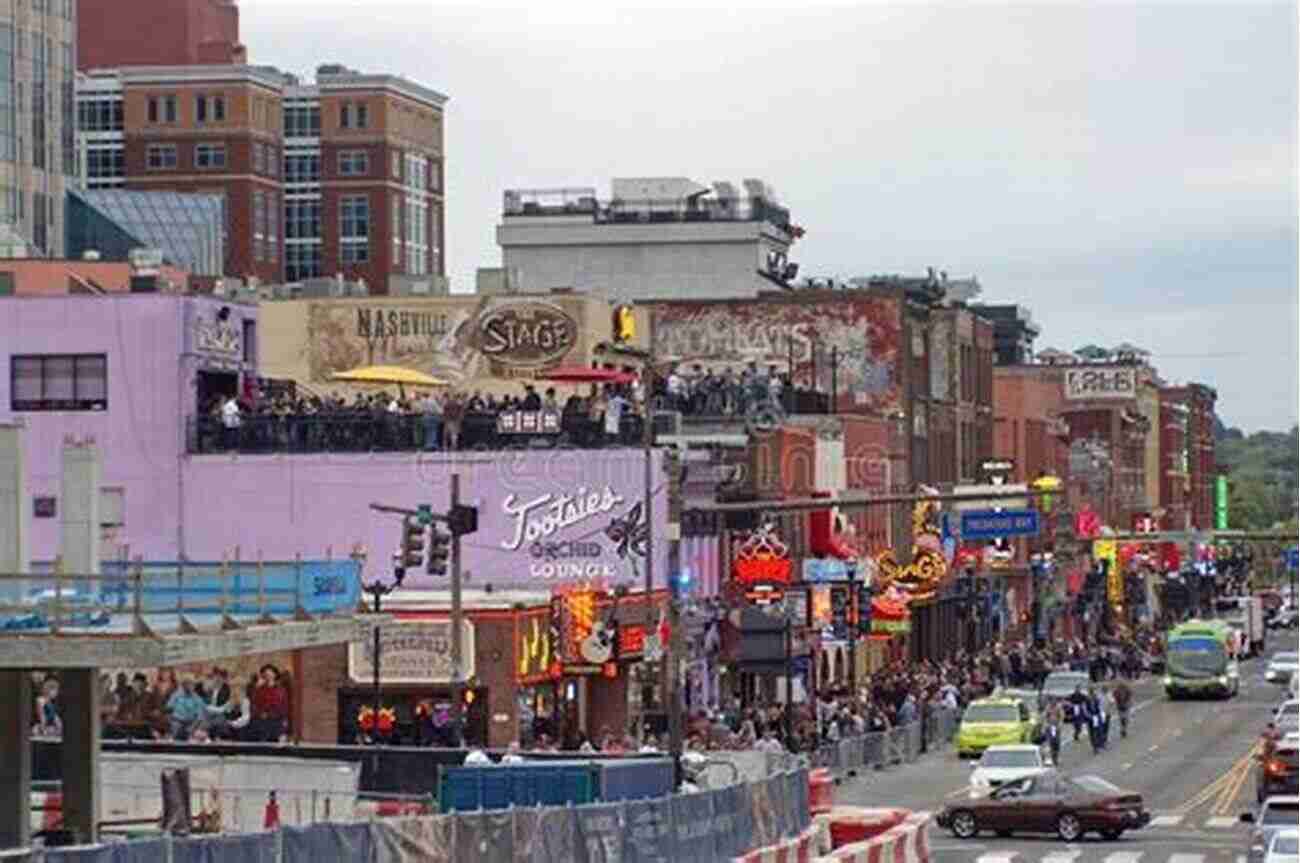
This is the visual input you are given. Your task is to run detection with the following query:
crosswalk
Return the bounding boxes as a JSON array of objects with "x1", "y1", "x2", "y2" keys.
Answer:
[
  {"x1": 968, "y1": 853, "x2": 1248, "y2": 863},
  {"x1": 1144, "y1": 811, "x2": 1247, "y2": 830}
]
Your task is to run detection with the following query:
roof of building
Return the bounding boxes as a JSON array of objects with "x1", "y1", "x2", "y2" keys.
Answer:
[
  {"x1": 72, "y1": 188, "x2": 224, "y2": 277},
  {"x1": 0, "y1": 259, "x2": 190, "y2": 295}
]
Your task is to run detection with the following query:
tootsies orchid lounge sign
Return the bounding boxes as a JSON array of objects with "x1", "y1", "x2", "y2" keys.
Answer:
[{"x1": 404, "y1": 449, "x2": 669, "y2": 590}]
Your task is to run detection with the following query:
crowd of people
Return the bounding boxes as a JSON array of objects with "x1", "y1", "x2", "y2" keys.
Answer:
[
  {"x1": 60, "y1": 664, "x2": 296, "y2": 743},
  {"x1": 193, "y1": 361, "x2": 833, "y2": 454}
]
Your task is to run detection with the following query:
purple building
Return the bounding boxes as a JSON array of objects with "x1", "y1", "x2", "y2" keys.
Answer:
[{"x1": 1, "y1": 294, "x2": 669, "y2": 591}]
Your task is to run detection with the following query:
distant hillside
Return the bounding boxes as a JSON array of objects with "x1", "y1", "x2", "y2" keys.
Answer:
[{"x1": 1214, "y1": 417, "x2": 1298, "y2": 530}]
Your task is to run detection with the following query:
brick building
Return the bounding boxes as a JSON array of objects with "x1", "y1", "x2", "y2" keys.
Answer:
[
  {"x1": 1160, "y1": 382, "x2": 1218, "y2": 529},
  {"x1": 992, "y1": 365, "x2": 1071, "y2": 485},
  {"x1": 75, "y1": 62, "x2": 446, "y2": 291},
  {"x1": 77, "y1": 0, "x2": 245, "y2": 70}
]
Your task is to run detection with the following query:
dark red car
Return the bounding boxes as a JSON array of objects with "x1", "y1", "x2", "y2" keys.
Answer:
[{"x1": 936, "y1": 772, "x2": 1151, "y2": 842}]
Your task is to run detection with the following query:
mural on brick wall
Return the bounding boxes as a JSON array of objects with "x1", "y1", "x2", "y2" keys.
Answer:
[
  {"x1": 303, "y1": 297, "x2": 585, "y2": 385},
  {"x1": 650, "y1": 297, "x2": 903, "y2": 413}
]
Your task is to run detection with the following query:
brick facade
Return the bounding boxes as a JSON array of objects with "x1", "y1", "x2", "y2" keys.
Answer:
[{"x1": 79, "y1": 0, "x2": 245, "y2": 71}]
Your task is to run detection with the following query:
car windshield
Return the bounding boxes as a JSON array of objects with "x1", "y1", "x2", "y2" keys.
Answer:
[
  {"x1": 981, "y1": 750, "x2": 1039, "y2": 768},
  {"x1": 1282, "y1": 704, "x2": 1300, "y2": 717},
  {"x1": 965, "y1": 705, "x2": 1020, "y2": 723},
  {"x1": 1274, "y1": 835, "x2": 1299, "y2": 854},
  {"x1": 1071, "y1": 776, "x2": 1122, "y2": 796},
  {"x1": 1274, "y1": 653, "x2": 1299, "y2": 665},
  {"x1": 1262, "y1": 803, "x2": 1299, "y2": 826}
]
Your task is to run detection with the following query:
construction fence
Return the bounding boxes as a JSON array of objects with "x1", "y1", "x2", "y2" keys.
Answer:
[
  {"x1": 808, "y1": 709, "x2": 961, "y2": 782},
  {"x1": 15, "y1": 768, "x2": 811, "y2": 863}
]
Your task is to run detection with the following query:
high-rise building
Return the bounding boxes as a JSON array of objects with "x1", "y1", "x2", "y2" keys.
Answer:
[
  {"x1": 74, "y1": 63, "x2": 446, "y2": 291},
  {"x1": 77, "y1": 0, "x2": 245, "y2": 70},
  {"x1": 0, "y1": 0, "x2": 77, "y2": 257}
]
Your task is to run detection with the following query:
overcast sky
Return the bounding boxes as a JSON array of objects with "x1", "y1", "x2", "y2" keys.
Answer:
[{"x1": 244, "y1": 0, "x2": 1298, "y2": 432}]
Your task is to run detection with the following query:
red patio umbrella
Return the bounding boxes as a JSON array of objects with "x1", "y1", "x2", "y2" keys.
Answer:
[{"x1": 539, "y1": 365, "x2": 636, "y2": 385}]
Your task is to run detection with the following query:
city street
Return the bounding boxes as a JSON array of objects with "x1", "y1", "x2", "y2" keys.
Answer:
[{"x1": 836, "y1": 657, "x2": 1290, "y2": 863}]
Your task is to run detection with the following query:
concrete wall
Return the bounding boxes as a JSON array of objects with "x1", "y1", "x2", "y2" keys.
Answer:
[{"x1": 501, "y1": 234, "x2": 772, "y2": 300}]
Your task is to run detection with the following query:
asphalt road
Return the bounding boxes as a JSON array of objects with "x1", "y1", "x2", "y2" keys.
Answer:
[{"x1": 835, "y1": 653, "x2": 1297, "y2": 863}]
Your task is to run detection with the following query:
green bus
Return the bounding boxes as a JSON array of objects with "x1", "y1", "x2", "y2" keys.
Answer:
[{"x1": 1165, "y1": 620, "x2": 1240, "y2": 699}]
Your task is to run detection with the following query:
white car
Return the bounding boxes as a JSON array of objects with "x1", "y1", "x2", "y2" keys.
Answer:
[
  {"x1": 969, "y1": 744, "x2": 1051, "y2": 797},
  {"x1": 1265, "y1": 828, "x2": 1299, "y2": 863},
  {"x1": 1276, "y1": 701, "x2": 1300, "y2": 726},
  {"x1": 1267, "y1": 653, "x2": 1299, "y2": 685}
]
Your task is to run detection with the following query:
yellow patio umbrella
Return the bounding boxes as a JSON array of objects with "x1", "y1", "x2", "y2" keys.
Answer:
[{"x1": 329, "y1": 365, "x2": 447, "y2": 398}]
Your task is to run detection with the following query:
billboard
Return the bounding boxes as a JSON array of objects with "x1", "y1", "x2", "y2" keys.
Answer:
[
  {"x1": 1064, "y1": 366, "x2": 1137, "y2": 401},
  {"x1": 649, "y1": 295, "x2": 903, "y2": 414},
  {"x1": 181, "y1": 448, "x2": 668, "y2": 592}
]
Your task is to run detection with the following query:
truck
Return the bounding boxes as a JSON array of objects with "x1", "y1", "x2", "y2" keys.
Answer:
[
  {"x1": 1213, "y1": 595, "x2": 1266, "y2": 657},
  {"x1": 1165, "y1": 619, "x2": 1239, "y2": 699}
]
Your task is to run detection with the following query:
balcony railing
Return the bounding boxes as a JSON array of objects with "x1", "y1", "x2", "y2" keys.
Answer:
[{"x1": 503, "y1": 192, "x2": 793, "y2": 232}]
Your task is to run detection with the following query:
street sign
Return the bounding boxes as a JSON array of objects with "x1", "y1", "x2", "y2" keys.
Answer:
[
  {"x1": 960, "y1": 509, "x2": 1041, "y2": 541},
  {"x1": 1287, "y1": 548, "x2": 1298, "y2": 571}
]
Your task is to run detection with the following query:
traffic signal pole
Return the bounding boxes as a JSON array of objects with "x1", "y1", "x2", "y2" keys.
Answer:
[{"x1": 449, "y1": 473, "x2": 465, "y2": 745}]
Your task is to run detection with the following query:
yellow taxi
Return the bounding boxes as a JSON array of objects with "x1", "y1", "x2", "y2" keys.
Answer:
[{"x1": 956, "y1": 696, "x2": 1038, "y2": 758}]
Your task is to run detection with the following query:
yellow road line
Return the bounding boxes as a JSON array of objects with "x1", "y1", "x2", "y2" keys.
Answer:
[
  {"x1": 1213, "y1": 748, "x2": 1257, "y2": 816},
  {"x1": 1178, "y1": 744, "x2": 1258, "y2": 814}
]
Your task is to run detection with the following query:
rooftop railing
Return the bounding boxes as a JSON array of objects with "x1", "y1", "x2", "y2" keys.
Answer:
[{"x1": 503, "y1": 193, "x2": 793, "y2": 231}]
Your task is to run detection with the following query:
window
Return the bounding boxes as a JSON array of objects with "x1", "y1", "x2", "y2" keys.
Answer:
[
  {"x1": 147, "y1": 97, "x2": 158, "y2": 124},
  {"x1": 10, "y1": 354, "x2": 107, "y2": 411},
  {"x1": 340, "y1": 103, "x2": 352, "y2": 129},
  {"x1": 340, "y1": 194, "x2": 369, "y2": 263},
  {"x1": 284, "y1": 152, "x2": 320, "y2": 184},
  {"x1": 391, "y1": 151, "x2": 401, "y2": 179},
  {"x1": 338, "y1": 150, "x2": 368, "y2": 176},
  {"x1": 252, "y1": 142, "x2": 265, "y2": 174},
  {"x1": 78, "y1": 98, "x2": 123, "y2": 132},
  {"x1": 85, "y1": 147, "x2": 124, "y2": 185},
  {"x1": 431, "y1": 159, "x2": 442, "y2": 192},
  {"x1": 356, "y1": 103, "x2": 369, "y2": 128},
  {"x1": 284, "y1": 103, "x2": 320, "y2": 137},
  {"x1": 267, "y1": 145, "x2": 278, "y2": 177},
  {"x1": 285, "y1": 201, "x2": 321, "y2": 239},
  {"x1": 253, "y1": 191, "x2": 266, "y2": 262},
  {"x1": 146, "y1": 143, "x2": 177, "y2": 170},
  {"x1": 286, "y1": 243, "x2": 322, "y2": 281},
  {"x1": 267, "y1": 193, "x2": 279, "y2": 261},
  {"x1": 194, "y1": 142, "x2": 226, "y2": 169},
  {"x1": 163, "y1": 94, "x2": 177, "y2": 123},
  {"x1": 196, "y1": 94, "x2": 208, "y2": 123},
  {"x1": 213, "y1": 95, "x2": 225, "y2": 122},
  {"x1": 391, "y1": 195, "x2": 401, "y2": 258}
]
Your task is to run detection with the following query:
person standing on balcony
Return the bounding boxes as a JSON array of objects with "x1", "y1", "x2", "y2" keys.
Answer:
[{"x1": 419, "y1": 390, "x2": 443, "y2": 451}]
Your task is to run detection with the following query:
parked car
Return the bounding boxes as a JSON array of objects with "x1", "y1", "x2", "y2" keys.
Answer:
[
  {"x1": 936, "y1": 772, "x2": 1150, "y2": 842},
  {"x1": 955, "y1": 697, "x2": 1039, "y2": 758},
  {"x1": 1259, "y1": 736, "x2": 1299, "y2": 803},
  {"x1": 1263, "y1": 828, "x2": 1299, "y2": 863},
  {"x1": 1266, "y1": 653, "x2": 1299, "y2": 685},
  {"x1": 1242, "y1": 796, "x2": 1300, "y2": 863},
  {"x1": 1275, "y1": 701, "x2": 1300, "y2": 726},
  {"x1": 969, "y1": 744, "x2": 1052, "y2": 797}
]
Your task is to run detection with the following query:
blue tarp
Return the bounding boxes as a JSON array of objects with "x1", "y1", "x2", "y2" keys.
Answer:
[
  {"x1": 171, "y1": 833, "x2": 276, "y2": 863},
  {"x1": 281, "y1": 823, "x2": 371, "y2": 862},
  {"x1": 669, "y1": 791, "x2": 715, "y2": 863}
]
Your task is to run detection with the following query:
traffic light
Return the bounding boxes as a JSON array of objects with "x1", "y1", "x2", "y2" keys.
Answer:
[
  {"x1": 613, "y1": 305, "x2": 635, "y2": 342},
  {"x1": 402, "y1": 515, "x2": 427, "y2": 568},
  {"x1": 427, "y1": 528, "x2": 452, "y2": 576},
  {"x1": 449, "y1": 504, "x2": 478, "y2": 537}
]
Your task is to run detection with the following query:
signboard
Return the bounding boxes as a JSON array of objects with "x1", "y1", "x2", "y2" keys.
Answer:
[
  {"x1": 496, "y1": 410, "x2": 561, "y2": 435},
  {"x1": 978, "y1": 458, "x2": 1015, "y2": 483},
  {"x1": 731, "y1": 524, "x2": 793, "y2": 586},
  {"x1": 1214, "y1": 475, "x2": 1229, "y2": 530},
  {"x1": 1064, "y1": 366, "x2": 1137, "y2": 401},
  {"x1": 802, "y1": 558, "x2": 855, "y2": 583},
  {"x1": 959, "y1": 509, "x2": 1041, "y2": 541},
  {"x1": 348, "y1": 619, "x2": 476, "y2": 684},
  {"x1": 474, "y1": 300, "x2": 578, "y2": 370},
  {"x1": 952, "y1": 484, "x2": 1029, "y2": 513},
  {"x1": 516, "y1": 609, "x2": 554, "y2": 683}
]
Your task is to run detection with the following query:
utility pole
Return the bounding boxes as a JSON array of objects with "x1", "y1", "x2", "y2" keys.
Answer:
[
  {"x1": 449, "y1": 473, "x2": 464, "y2": 745},
  {"x1": 665, "y1": 445, "x2": 684, "y2": 786}
]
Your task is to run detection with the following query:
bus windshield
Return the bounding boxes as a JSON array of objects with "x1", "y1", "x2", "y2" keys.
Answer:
[{"x1": 1168, "y1": 636, "x2": 1227, "y2": 673}]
